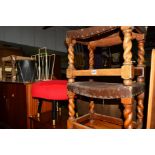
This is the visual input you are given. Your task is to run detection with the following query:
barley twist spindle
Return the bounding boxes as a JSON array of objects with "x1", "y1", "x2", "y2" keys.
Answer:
[
  {"x1": 121, "y1": 26, "x2": 133, "y2": 85},
  {"x1": 67, "y1": 91, "x2": 75, "y2": 128},
  {"x1": 138, "y1": 40, "x2": 145, "y2": 66},
  {"x1": 88, "y1": 45, "x2": 95, "y2": 117},
  {"x1": 68, "y1": 91, "x2": 75, "y2": 118},
  {"x1": 88, "y1": 45, "x2": 95, "y2": 69},
  {"x1": 89, "y1": 100, "x2": 95, "y2": 114},
  {"x1": 121, "y1": 27, "x2": 132, "y2": 65},
  {"x1": 137, "y1": 93, "x2": 144, "y2": 128},
  {"x1": 123, "y1": 104, "x2": 133, "y2": 129},
  {"x1": 66, "y1": 38, "x2": 76, "y2": 70},
  {"x1": 137, "y1": 40, "x2": 145, "y2": 83},
  {"x1": 66, "y1": 38, "x2": 76, "y2": 83}
]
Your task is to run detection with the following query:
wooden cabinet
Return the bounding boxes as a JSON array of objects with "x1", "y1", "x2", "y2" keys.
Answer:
[
  {"x1": 0, "y1": 82, "x2": 51, "y2": 129},
  {"x1": 0, "y1": 82, "x2": 27, "y2": 128},
  {"x1": 0, "y1": 83, "x2": 8, "y2": 126}
]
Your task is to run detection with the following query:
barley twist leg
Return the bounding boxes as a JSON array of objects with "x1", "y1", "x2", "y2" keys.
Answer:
[
  {"x1": 137, "y1": 40, "x2": 145, "y2": 82},
  {"x1": 88, "y1": 44, "x2": 95, "y2": 69},
  {"x1": 89, "y1": 100, "x2": 95, "y2": 123},
  {"x1": 67, "y1": 91, "x2": 75, "y2": 129},
  {"x1": 121, "y1": 98, "x2": 134, "y2": 129},
  {"x1": 123, "y1": 104, "x2": 133, "y2": 129},
  {"x1": 137, "y1": 93, "x2": 144, "y2": 128},
  {"x1": 66, "y1": 38, "x2": 76, "y2": 83}
]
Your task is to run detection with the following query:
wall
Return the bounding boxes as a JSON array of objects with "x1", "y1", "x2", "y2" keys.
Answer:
[{"x1": 0, "y1": 26, "x2": 69, "y2": 53}]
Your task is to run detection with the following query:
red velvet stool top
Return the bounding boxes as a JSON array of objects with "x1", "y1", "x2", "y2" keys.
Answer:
[{"x1": 31, "y1": 80, "x2": 68, "y2": 100}]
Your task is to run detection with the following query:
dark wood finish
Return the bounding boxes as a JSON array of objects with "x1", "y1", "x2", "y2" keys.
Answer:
[
  {"x1": 0, "y1": 82, "x2": 51, "y2": 129},
  {"x1": 0, "y1": 82, "x2": 8, "y2": 125},
  {"x1": 0, "y1": 82, "x2": 27, "y2": 128}
]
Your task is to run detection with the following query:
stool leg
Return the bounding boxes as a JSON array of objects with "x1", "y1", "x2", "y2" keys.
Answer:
[
  {"x1": 56, "y1": 101, "x2": 59, "y2": 112},
  {"x1": 56, "y1": 101, "x2": 62, "y2": 116},
  {"x1": 58, "y1": 101, "x2": 62, "y2": 116},
  {"x1": 37, "y1": 99, "x2": 43, "y2": 118},
  {"x1": 52, "y1": 100, "x2": 57, "y2": 126},
  {"x1": 121, "y1": 98, "x2": 134, "y2": 129}
]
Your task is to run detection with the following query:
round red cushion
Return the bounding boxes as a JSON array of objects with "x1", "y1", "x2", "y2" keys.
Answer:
[{"x1": 31, "y1": 80, "x2": 68, "y2": 100}]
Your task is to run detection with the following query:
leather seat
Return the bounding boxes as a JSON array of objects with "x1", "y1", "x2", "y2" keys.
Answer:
[{"x1": 68, "y1": 81, "x2": 144, "y2": 99}]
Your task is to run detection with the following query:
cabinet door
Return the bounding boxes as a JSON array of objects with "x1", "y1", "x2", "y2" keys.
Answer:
[
  {"x1": 14, "y1": 83, "x2": 27, "y2": 129},
  {"x1": 0, "y1": 83, "x2": 8, "y2": 126},
  {"x1": 6, "y1": 83, "x2": 27, "y2": 129},
  {"x1": 5, "y1": 83, "x2": 18, "y2": 128}
]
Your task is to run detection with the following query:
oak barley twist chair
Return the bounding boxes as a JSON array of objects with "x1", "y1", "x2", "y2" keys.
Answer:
[{"x1": 66, "y1": 26, "x2": 146, "y2": 129}]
